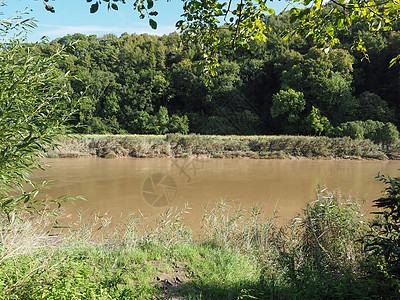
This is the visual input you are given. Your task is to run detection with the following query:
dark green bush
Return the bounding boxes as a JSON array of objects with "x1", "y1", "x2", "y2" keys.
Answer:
[
  {"x1": 334, "y1": 120, "x2": 399, "y2": 143},
  {"x1": 380, "y1": 123, "x2": 400, "y2": 143},
  {"x1": 168, "y1": 114, "x2": 189, "y2": 134},
  {"x1": 365, "y1": 174, "x2": 400, "y2": 278},
  {"x1": 335, "y1": 120, "x2": 364, "y2": 139}
]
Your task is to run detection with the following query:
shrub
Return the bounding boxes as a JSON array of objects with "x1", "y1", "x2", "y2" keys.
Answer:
[
  {"x1": 156, "y1": 106, "x2": 169, "y2": 134},
  {"x1": 364, "y1": 174, "x2": 400, "y2": 285},
  {"x1": 335, "y1": 120, "x2": 399, "y2": 143},
  {"x1": 295, "y1": 188, "x2": 366, "y2": 272},
  {"x1": 380, "y1": 123, "x2": 399, "y2": 143},
  {"x1": 336, "y1": 121, "x2": 365, "y2": 139},
  {"x1": 169, "y1": 114, "x2": 189, "y2": 134}
]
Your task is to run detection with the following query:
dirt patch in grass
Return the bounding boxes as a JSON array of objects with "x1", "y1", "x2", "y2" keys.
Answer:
[{"x1": 154, "y1": 262, "x2": 192, "y2": 299}]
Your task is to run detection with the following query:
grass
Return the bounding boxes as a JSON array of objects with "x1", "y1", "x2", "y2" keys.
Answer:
[
  {"x1": 46, "y1": 134, "x2": 392, "y2": 160},
  {"x1": 0, "y1": 188, "x2": 397, "y2": 299}
]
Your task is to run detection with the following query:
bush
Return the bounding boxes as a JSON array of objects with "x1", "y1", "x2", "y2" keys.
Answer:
[
  {"x1": 335, "y1": 120, "x2": 399, "y2": 143},
  {"x1": 380, "y1": 122, "x2": 399, "y2": 143},
  {"x1": 294, "y1": 188, "x2": 366, "y2": 272},
  {"x1": 169, "y1": 114, "x2": 189, "y2": 134},
  {"x1": 131, "y1": 110, "x2": 158, "y2": 134},
  {"x1": 336, "y1": 121, "x2": 365, "y2": 139},
  {"x1": 364, "y1": 173, "x2": 400, "y2": 289},
  {"x1": 156, "y1": 106, "x2": 169, "y2": 134},
  {"x1": 129, "y1": 108, "x2": 189, "y2": 134}
]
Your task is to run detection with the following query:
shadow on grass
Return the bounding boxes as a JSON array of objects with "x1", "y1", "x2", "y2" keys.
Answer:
[
  {"x1": 159, "y1": 279, "x2": 294, "y2": 300},
  {"x1": 158, "y1": 268, "x2": 391, "y2": 300}
]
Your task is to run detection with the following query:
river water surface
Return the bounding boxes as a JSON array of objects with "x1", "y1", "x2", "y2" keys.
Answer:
[{"x1": 31, "y1": 158, "x2": 400, "y2": 226}]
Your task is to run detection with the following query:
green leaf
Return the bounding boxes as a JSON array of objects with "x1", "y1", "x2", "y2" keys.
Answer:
[
  {"x1": 90, "y1": 2, "x2": 99, "y2": 13},
  {"x1": 326, "y1": 26, "x2": 334, "y2": 37},
  {"x1": 149, "y1": 19, "x2": 157, "y2": 29},
  {"x1": 266, "y1": 8, "x2": 275, "y2": 14},
  {"x1": 111, "y1": 3, "x2": 118, "y2": 10}
]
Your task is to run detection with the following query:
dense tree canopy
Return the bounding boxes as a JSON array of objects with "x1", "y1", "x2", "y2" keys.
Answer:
[
  {"x1": 1, "y1": 1, "x2": 398, "y2": 139},
  {"x1": 18, "y1": 11, "x2": 397, "y2": 139},
  {"x1": 36, "y1": 0, "x2": 400, "y2": 68}
]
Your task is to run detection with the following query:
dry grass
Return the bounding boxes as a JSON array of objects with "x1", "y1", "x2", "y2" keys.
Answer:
[{"x1": 47, "y1": 134, "x2": 390, "y2": 160}]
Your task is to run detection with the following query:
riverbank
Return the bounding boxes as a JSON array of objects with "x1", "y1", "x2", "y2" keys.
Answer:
[
  {"x1": 47, "y1": 134, "x2": 400, "y2": 160},
  {"x1": 0, "y1": 188, "x2": 397, "y2": 299}
]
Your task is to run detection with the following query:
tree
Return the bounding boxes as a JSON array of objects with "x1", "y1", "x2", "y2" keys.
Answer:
[
  {"x1": 34, "y1": 0, "x2": 400, "y2": 68},
  {"x1": 0, "y1": 13, "x2": 77, "y2": 219},
  {"x1": 357, "y1": 91, "x2": 395, "y2": 123},
  {"x1": 286, "y1": 0, "x2": 400, "y2": 65},
  {"x1": 275, "y1": 47, "x2": 360, "y2": 125},
  {"x1": 271, "y1": 88, "x2": 305, "y2": 123},
  {"x1": 4, "y1": 1, "x2": 398, "y2": 138},
  {"x1": 304, "y1": 106, "x2": 331, "y2": 135}
]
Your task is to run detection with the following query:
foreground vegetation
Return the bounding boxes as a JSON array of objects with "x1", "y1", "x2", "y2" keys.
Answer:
[
  {"x1": 1, "y1": 183, "x2": 399, "y2": 299},
  {"x1": 47, "y1": 134, "x2": 400, "y2": 160}
]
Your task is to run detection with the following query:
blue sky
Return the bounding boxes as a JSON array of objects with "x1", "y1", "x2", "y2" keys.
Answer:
[{"x1": 2, "y1": 0, "x2": 291, "y2": 42}]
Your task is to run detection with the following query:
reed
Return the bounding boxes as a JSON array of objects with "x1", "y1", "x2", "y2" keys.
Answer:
[{"x1": 47, "y1": 134, "x2": 390, "y2": 160}]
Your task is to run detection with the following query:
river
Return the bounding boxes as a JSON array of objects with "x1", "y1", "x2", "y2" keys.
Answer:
[{"x1": 31, "y1": 158, "x2": 400, "y2": 226}]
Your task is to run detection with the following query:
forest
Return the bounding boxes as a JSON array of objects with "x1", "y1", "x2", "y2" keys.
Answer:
[{"x1": 29, "y1": 12, "x2": 400, "y2": 141}]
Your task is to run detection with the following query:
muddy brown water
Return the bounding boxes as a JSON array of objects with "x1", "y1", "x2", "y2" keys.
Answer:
[{"x1": 31, "y1": 158, "x2": 400, "y2": 229}]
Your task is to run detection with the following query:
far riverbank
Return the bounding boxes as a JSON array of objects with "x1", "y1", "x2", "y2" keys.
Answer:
[{"x1": 47, "y1": 134, "x2": 400, "y2": 160}]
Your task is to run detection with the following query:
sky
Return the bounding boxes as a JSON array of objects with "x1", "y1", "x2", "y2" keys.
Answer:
[{"x1": 1, "y1": 0, "x2": 291, "y2": 42}]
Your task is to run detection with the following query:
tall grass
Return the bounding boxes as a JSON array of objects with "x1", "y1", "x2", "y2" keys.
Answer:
[
  {"x1": 0, "y1": 188, "x2": 394, "y2": 299},
  {"x1": 47, "y1": 134, "x2": 390, "y2": 160}
]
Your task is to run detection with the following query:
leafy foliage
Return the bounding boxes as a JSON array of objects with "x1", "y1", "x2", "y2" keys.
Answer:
[
  {"x1": 304, "y1": 106, "x2": 331, "y2": 136},
  {"x1": 286, "y1": 0, "x2": 400, "y2": 65},
  {"x1": 3, "y1": 5, "x2": 397, "y2": 139},
  {"x1": 0, "y1": 15, "x2": 76, "y2": 219},
  {"x1": 271, "y1": 88, "x2": 305, "y2": 123},
  {"x1": 334, "y1": 120, "x2": 399, "y2": 143},
  {"x1": 363, "y1": 173, "x2": 400, "y2": 294},
  {"x1": 26, "y1": 28, "x2": 399, "y2": 139},
  {"x1": 35, "y1": 0, "x2": 400, "y2": 69}
]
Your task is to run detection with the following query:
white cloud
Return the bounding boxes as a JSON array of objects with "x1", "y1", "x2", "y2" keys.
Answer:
[{"x1": 39, "y1": 24, "x2": 176, "y2": 39}]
